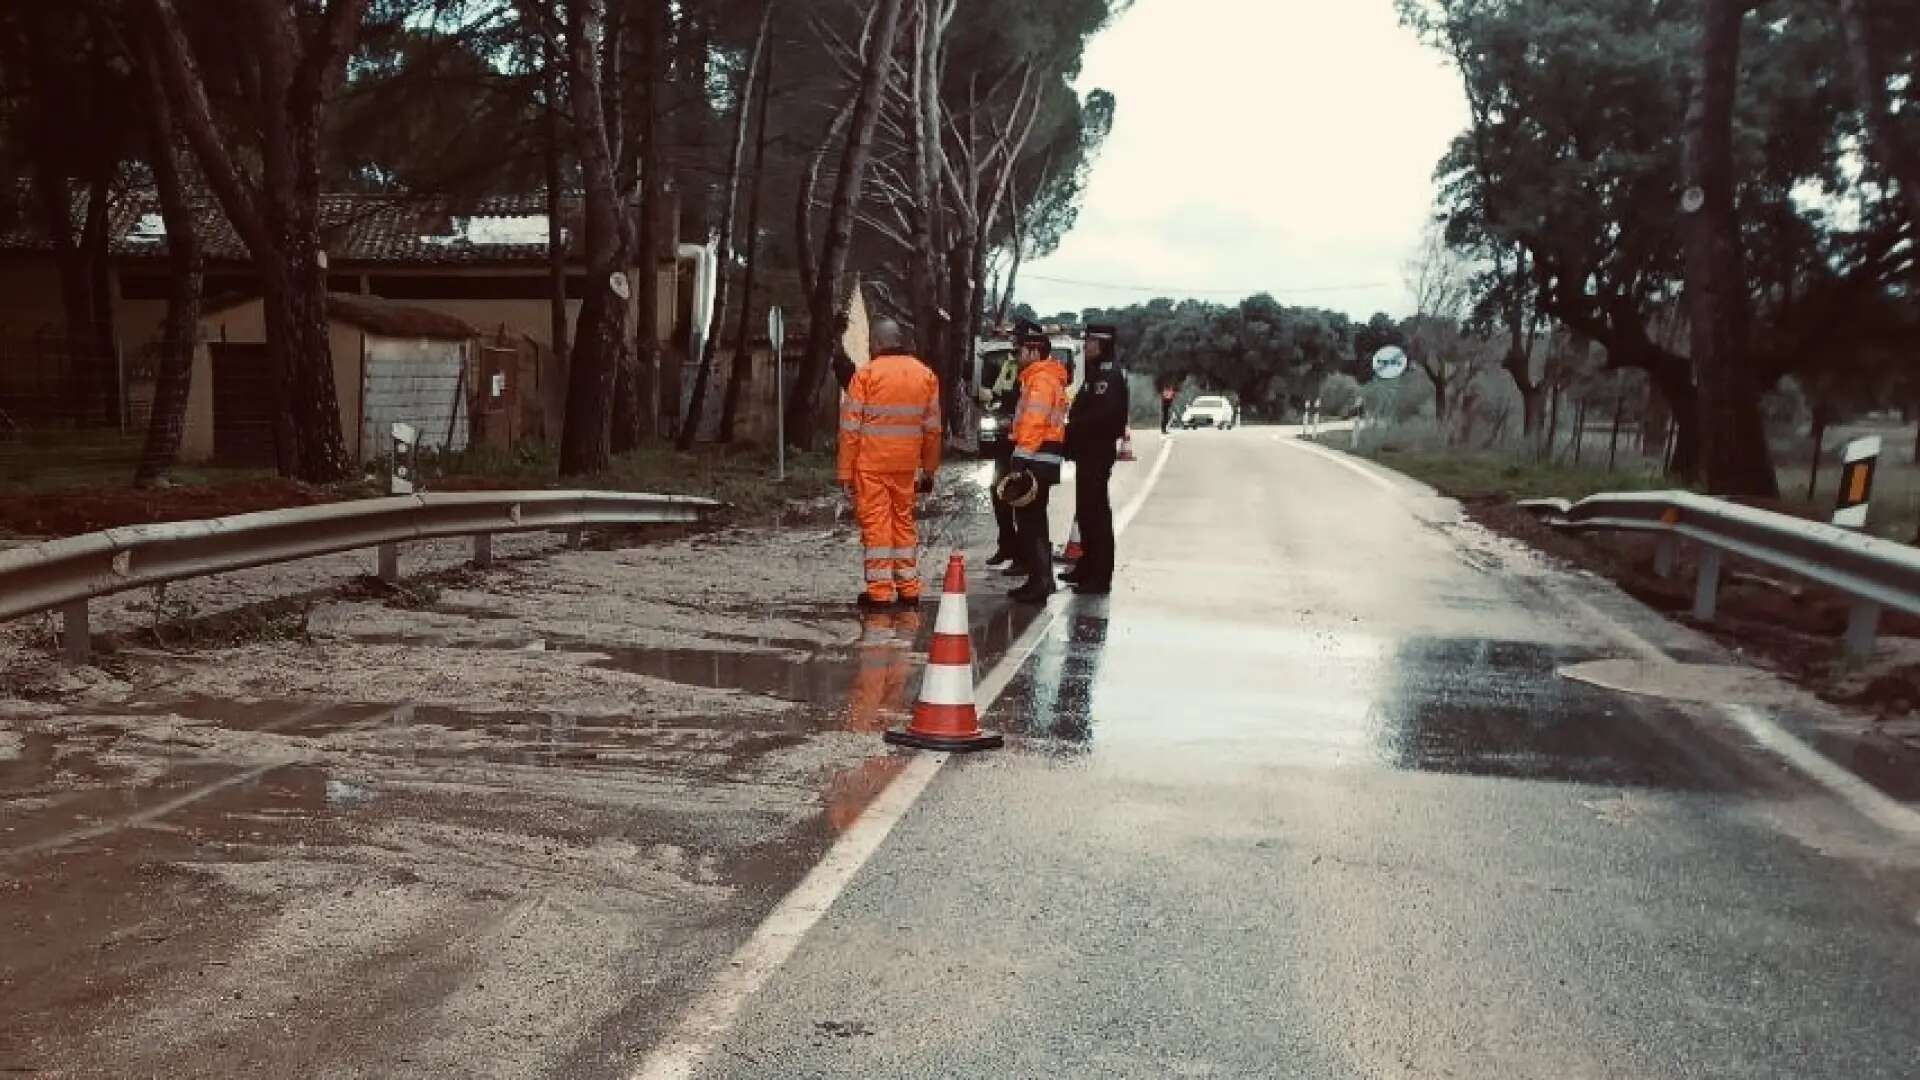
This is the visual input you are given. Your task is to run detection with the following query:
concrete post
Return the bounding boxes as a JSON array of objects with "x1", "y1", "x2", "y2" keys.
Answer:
[
  {"x1": 1654, "y1": 535, "x2": 1679, "y2": 579},
  {"x1": 472, "y1": 533, "x2": 494, "y2": 568},
  {"x1": 1692, "y1": 547, "x2": 1723, "y2": 621},
  {"x1": 1845, "y1": 600, "x2": 1882, "y2": 662},
  {"x1": 377, "y1": 542, "x2": 400, "y2": 584},
  {"x1": 60, "y1": 599, "x2": 89, "y2": 664},
  {"x1": 567, "y1": 526, "x2": 585, "y2": 549}
]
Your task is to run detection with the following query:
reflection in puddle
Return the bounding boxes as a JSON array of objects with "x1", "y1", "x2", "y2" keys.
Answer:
[{"x1": 996, "y1": 620, "x2": 1783, "y2": 792}]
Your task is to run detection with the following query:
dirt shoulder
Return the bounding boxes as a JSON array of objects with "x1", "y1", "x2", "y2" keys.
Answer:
[{"x1": 0, "y1": 457, "x2": 1014, "y2": 1079}]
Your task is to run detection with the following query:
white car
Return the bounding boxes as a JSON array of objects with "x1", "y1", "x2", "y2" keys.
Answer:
[{"x1": 1181, "y1": 395, "x2": 1236, "y2": 430}]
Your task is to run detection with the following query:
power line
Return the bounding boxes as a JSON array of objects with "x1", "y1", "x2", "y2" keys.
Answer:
[{"x1": 1022, "y1": 273, "x2": 1397, "y2": 297}]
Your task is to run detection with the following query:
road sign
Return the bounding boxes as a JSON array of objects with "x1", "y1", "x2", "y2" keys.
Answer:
[
  {"x1": 769, "y1": 307, "x2": 787, "y2": 481},
  {"x1": 1371, "y1": 345, "x2": 1409, "y2": 381}
]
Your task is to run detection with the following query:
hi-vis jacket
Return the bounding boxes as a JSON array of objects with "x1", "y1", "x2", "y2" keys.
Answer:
[
  {"x1": 838, "y1": 352, "x2": 942, "y2": 480},
  {"x1": 1010, "y1": 358, "x2": 1070, "y2": 483}
]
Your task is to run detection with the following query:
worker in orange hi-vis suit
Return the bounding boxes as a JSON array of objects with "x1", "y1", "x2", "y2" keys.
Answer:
[
  {"x1": 1004, "y1": 321, "x2": 1071, "y2": 604},
  {"x1": 838, "y1": 319, "x2": 943, "y2": 610}
]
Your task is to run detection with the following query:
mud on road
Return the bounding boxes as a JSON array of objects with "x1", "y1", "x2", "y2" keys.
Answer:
[{"x1": 0, "y1": 474, "x2": 1027, "y2": 1079}]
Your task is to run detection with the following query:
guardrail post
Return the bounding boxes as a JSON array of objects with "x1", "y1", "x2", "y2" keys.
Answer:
[
  {"x1": 567, "y1": 526, "x2": 585, "y2": 549},
  {"x1": 472, "y1": 533, "x2": 494, "y2": 568},
  {"x1": 377, "y1": 542, "x2": 400, "y2": 584},
  {"x1": 1654, "y1": 535, "x2": 1678, "y2": 579},
  {"x1": 1693, "y1": 548, "x2": 1723, "y2": 621},
  {"x1": 1845, "y1": 600, "x2": 1882, "y2": 662},
  {"x1": 60, "y1": 599, "x2": 89, "y2": 664}
]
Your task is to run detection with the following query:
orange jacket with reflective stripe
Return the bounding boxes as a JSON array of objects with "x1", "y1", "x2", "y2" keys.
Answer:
[
  {"x1": 1010, "y1": 358, "x2": 1070, "y2": 482},
  {"x1": 838, "y1": 352, "x2": 942, "y2": 480}
]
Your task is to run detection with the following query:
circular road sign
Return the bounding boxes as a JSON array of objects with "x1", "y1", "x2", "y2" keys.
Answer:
[{"x1": 1372, "y1": 345, "x2": 1409, "y2": 381}]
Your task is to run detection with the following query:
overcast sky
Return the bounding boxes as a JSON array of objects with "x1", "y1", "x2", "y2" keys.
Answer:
[{"x1": 1019, "y1": 0, "x2": 1470, "y2": 322}]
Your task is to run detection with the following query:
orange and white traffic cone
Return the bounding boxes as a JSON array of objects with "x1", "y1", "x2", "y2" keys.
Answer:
[
  {"x1": 1118, "y1": 429, "x2": 1137, "y2": 462},
  {"x1": 1056, "y1": 519, "x2": 1084, "y2": 563},
  {"x1": 885, "y1": 555, "x2": 1003, "y2": 752}
]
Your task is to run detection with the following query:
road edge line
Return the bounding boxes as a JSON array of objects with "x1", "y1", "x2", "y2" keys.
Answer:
[
  {"x1": 1276, "y1": 434, "x2": 1431, "y2": 497},
  {"x1": 1561, "y1": 581, "x2": 1920, "y2": 838},
  {"x1": 629, "y1": 433, "x2": 1174, "y2": 1080}
]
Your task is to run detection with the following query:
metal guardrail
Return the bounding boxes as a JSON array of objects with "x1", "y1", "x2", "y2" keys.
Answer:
[
  {"x1": 0, "y1": 490, "x2": 720, "y2": 662},
  {"x1": 1524, "y1": 490, "x2": 1920, "y2": 659}
]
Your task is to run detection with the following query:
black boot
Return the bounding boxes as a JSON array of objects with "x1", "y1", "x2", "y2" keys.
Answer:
[{"x1": 1009, "y1": 579, "x2": 1054, "y2": 604}]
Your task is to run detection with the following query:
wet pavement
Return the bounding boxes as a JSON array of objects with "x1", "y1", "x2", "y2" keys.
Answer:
[{"x1": 697, "y1": 428, "x2": 1920, "y2": 1079}]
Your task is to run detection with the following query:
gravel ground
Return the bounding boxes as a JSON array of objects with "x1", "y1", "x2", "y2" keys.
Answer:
[{"x1": 0, "y1": 457, "x2": 1034, "y2": 1078}]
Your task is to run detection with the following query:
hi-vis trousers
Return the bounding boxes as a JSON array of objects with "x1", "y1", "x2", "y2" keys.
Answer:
[{"x1": 854, "y1": 471, "x2": 922, "y2": 602}]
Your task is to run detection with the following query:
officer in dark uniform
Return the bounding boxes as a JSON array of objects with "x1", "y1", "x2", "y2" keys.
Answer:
[
  {"x1": 985, "y1": 323, "x2": 1036, "y2": 570},
  {"x1": 1061, "y1": 324, "x2": 1128, "y2": 595}
]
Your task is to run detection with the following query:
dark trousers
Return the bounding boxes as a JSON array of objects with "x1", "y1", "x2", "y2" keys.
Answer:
[
  {"x1": 1015, "y1": 480, "x2": 1054, "y2": 592},
  {"x1": 990, "y1": 444, "x2": 1018, "y2": 555},
  {"x1": 1074, "y1": 453, "x2": 1116, "y2": 586},
  {"x1": 1160, "y1": 401, "x2": 1174, "y2": 433}
]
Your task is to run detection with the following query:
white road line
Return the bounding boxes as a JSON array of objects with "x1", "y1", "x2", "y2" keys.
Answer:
[
  {"x1": 1561, "y1": 590, "x2": 1920, "y2": 838},
  {"x1": 630, "y1": 436, "x2": 1175, "y2": 1080},
  {"x1": 1287, "y1": 446, "x2": 1920, "y2": 840},
  {"x1": 1275, "y1": 435, "x2": 1412, "y2": 495}
]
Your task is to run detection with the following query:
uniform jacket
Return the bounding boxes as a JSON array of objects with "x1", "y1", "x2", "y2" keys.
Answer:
[
  {"x1": 1067, "y1": 357, "x2": 1129, "y2": 463},
  {"x1": 838, "y1": 352, "x2": 942, "y2": 481},
  {"x1": 1010, "y1": 358, "x2": 1070, "y2": 483}
]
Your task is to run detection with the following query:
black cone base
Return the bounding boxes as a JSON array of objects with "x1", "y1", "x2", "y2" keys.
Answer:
[{"x1": 884, "y1": 728, "x2": 1005, "y2": 752}]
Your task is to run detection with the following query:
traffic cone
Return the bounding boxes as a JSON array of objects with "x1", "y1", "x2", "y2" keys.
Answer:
[
  {"x1": 1118, "y1": 429, "x2": 1137, "y2": 462},
  {"x1": 1055, "y1": 520, "x2": 1083, "y2": 563},
  {"x1": 885, "y1": 555, "x2": 1003, "y2": 752}
]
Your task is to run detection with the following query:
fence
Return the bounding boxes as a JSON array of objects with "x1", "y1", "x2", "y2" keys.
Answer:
[
  {"x1": 0, "y1": 489, "x2": 722, "y2": 662},
  {"x1": 1526, "y1": 490, "x2": 1920, "y2": 659},
  {"x1": 0, "y1": 335, "x2": 153, "y2": 485}
]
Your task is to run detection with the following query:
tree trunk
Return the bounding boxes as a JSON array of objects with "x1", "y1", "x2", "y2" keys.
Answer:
[
  {"x1": 560, "y1": 0, "x2": 634, "y2": 476},
  {"x1": 720, "y1": 18, "x2": 776, "y2": 444},
  {"x1": 1641, "y1": 382, "x2": 1671, "y2": 456},
  {"x1": 282, "y1": 99, "x2": 352, "y2": 481},
  {"x1": 133, "y1": 40, "x2": 202, "y2": 488},
  {"x1": 679, "y1": 1, "x2": 771, "y2": 450},
  {"x1": 143, "y1": 0, "x2": 365, "y2": 483},
  {"x1": 1839, "y1": 0, "x2": 1920, "y2": 228},
  {"x1": 544, "y1": 34, "x2": 570, "y2": 406},
  {"x1": 1807, "y1": 401, "x2": 1829, "y2": 504},
  {"x1": 1545, "y1": 387, "x2": 1561, "y2": 460},
  {"x1": 1571, "y1": 401, "x2": 1588, "y2": 465},
  {"x1": 1684, "y1": 0, "x2": 1776, "y2": 498},
  {"x1": 613, "y1": 0, "x2": 663, "y2": 453},
  {"x1": 787, "y1": 0, "x2": 909, "y2": 448},
  {"x1": 1607, "y1": 382, "x2": 1625, "y2": 472}
]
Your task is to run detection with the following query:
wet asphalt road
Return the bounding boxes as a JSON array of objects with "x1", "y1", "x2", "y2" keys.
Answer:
[{"x1": 694, "y1": 428, "x2": 1920, "y2": 1078}]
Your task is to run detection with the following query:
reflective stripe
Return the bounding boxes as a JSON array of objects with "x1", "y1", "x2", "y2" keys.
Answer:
[
  {"x1": 866, "y1": 547, "x2": 917, "y2": 559},
  {"x1": 867, "y1": 568, "x2": 895, "y2": 582},
  {"x1": 917, "y1": 663, "x2": 975, "y2": 707},
  {"x1": 859, "y1": 424, "x2": 925, "y2": 438},
  {"x1": 894, "y1": 567, "x2": 921, "y2": 581},
  {"x1": 841, "y1": 419, "x2": 865, "y2": 434},
  {"x1": 858, "y1": 403, "x2": 926, "y2": 417},
  {"x1": 1014, "y1": 451, "x2": 1067, "y2": 466}
]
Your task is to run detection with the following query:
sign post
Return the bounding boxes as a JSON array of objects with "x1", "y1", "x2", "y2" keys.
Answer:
[{"x1": 768, "y1": 306, "x2": 787, "y2": 482}]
